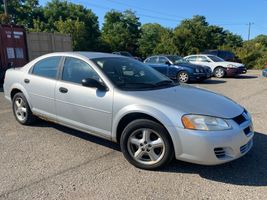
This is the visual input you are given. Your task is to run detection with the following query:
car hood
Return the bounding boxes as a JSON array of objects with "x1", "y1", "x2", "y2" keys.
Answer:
[
  {"x1": 216, "y1": 61, "x2": 244, "y2": 68},
  {"x1": 131, "y1": 84, "x2": 243, "y2": 119}
]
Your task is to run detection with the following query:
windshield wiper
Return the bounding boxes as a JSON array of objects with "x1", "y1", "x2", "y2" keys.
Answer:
[
  {"x1": 117, "y1": 82, "x2": 156, "y2": 87},
  {"x1": 155, "y1": 80, "x2": 175, "y2": 86}
]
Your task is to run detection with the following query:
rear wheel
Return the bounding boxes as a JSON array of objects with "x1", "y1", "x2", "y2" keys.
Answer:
[
  {"x1": 120, "y1": 119, "x2": 174, "y2": 170},
  {"x1": 12, "y1": 92, "x2": 36, "y2": 125},
  {"x1": 177, "y1": 71, "x2": 189, "y2": 83},
  {"x1": 214, "y1": 67, "x2": 225, "y2": 78}
]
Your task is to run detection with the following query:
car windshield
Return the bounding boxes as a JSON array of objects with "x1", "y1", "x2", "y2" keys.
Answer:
[
  {"x1": 92, "y1": 57, "x2": 176, "y2": 90},
  {"x1": 166, "y1": 56, "x2": 188, "y2": 64},
  {"x1": 207, "y1": 55, "x2": 225, "y2": 62},
  {"x1": 120, "y1": 52, "x2": 133, "y2": 57}
]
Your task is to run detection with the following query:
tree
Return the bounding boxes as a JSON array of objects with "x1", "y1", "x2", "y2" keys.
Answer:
[
  {"x1": 101, "y1": 10, "x2": 141, "y2": 54},
  {"x1": 0, "y1": 0, "x2": 40, "y2": 28},
  {"x1": 138, "y1": 23, "x2": 166, "y2": 57},
  {"x1": 235, "y1": 35, "x2": 267, "y2": 69},
  {"x1": 43, "y1": 0, "x2": 100, "y2": 50},
  {"x1": 173, "y1": 15, "x2": 243, "y2": 56},
  {"x1": 55, "y1": 18, "x2": 87, "y2": 50}
]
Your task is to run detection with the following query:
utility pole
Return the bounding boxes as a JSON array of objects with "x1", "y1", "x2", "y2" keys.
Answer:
[
  {"x1": 247, "y1": 22, "x2": 254, "y2": 40},
  {"x1": 3, "y1": 0, "x2": 8, "y2": 15}
]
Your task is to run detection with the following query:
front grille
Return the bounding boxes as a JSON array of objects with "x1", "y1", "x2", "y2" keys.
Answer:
[
  {"x1": 214, "y1": 148, "x2": 226, "y2": 159},
  {"x1": 240, "y1": 140, "x2": 252, "y2": 154},
  {"x1": 233, "y1": 113, "x2": 246, "y2": 125}
]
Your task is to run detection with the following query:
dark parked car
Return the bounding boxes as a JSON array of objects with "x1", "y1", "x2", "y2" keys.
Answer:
[
  {"x1": 112, "y1": 51, "x2": 142, "y2": 61},
  {"x1": 202, "y1": 50, "x2": 241, "y2": 62},
  {"x1": 144, "y1": 55, "x2": 212, "y2": 83}
]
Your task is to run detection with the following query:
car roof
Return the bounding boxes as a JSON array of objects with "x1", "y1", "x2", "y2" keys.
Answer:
[
  {"x1": 41, "y1": 51, "x2": 123, "y2": 59},
  {"x1": 185, "y1": 54, "x2": 215, "y2": 57}
]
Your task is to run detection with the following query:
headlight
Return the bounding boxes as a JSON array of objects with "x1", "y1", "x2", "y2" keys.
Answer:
[
  {"x1": 195, "y1": 68, "x2": 200, "y2": 73},
  {"x1": 227, "y1": 64, "x2": 236, "y2": 68},
  {"x1": 182, "y1": 114, "x2": 231, "y2": 131}
]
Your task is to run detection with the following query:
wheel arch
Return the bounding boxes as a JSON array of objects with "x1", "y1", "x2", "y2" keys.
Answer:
[
  {"x1": 9, "y1": 84, "x2": 32, "y2": 108},
  {"x1": 112, "y1": 105, "x2": 177, "y2": 144}
]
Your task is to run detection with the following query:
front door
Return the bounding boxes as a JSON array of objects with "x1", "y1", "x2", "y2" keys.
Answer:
[{"x1": 55, "y1": 56, "x2": 113, "y2": 138}]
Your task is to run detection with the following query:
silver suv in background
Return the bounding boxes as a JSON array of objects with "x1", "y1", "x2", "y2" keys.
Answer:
[
  {"x1": 184, "y1": 54, "x2": 247, "y2": 78},
  {"x1": 4, "y1": 52, "x2": 253, "y2": 170}
]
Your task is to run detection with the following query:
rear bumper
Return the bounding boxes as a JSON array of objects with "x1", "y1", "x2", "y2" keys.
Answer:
[{"x1": 225, "y1": 67, "x2": 247, "y2": 76}]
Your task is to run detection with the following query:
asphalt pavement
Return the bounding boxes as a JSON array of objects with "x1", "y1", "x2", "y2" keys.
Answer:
[{"x1": 0, "y1": 70, "x2": 266, "y2": 200}]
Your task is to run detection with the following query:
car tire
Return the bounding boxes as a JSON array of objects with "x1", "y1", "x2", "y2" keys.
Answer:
[
  {"x1": 12, "y1": 92, "x2": 36, "y2": 125},
  {"x1": 120, "y1": 119, "x2": 174, "y2": 170},
  {"x1": 177, "y1": 71, "x2": 189, "y2": 83},
  {"x1": 214, "y1": 67, "x2": 225, "y2": 78}
]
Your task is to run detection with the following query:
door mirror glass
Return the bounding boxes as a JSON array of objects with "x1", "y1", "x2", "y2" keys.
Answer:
[{"x1": 81, "y1": 78, "x2": 108, "y2": 91}]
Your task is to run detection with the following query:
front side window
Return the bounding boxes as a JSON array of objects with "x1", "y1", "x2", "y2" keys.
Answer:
[
  {"x1": 32, "y1": 56, "x2": 61, "y2": 79},
  {"x1": 167, "y1": 56, "x2": 188, "y2": 64},
  {"x1": 62, "y1": 57, "x2": 99, "y2": 84},
  {"x1": 207, "y1": 55, "x2": 225, "y2": 62},
  {"x1": 158, "y1": 57, "x2": 168, "y2": 64},
  {"x1": 92, "y1": 57, "x2": 175, "y2": 90}
]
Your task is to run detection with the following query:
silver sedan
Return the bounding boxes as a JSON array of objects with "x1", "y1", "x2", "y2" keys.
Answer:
[{"x1": 3, "y1": 52, "x2": 254, "y2": 170}]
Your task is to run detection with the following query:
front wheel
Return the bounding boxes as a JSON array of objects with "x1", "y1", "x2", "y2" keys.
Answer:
[
  {"x1": 214, "y1": 67, "x2": 225, "y2": 78},
  {"x1": 120, "y1": 119, "x2": 174, "y2": 170},
  {"x1": 177, "y1": 71, "x2": 189, "y2": 83}
]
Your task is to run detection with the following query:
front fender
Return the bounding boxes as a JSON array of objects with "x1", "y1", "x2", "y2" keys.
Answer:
[{"x1": 111, "y1": 104, "x2": 176, "y2": 142}]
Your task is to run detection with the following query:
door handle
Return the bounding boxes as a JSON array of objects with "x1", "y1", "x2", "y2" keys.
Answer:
[
  {"x1": 24, "y1": 79, "x2": 30, "y2": 84},
  {"x1": 59, "y1": 87, "x2": 68, "y2": 93}
]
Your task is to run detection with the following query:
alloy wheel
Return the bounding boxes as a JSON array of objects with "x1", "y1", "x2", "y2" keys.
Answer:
[
  {"x1": 179, "y1": 72, "x2": 189, "y2": 83},
  {"x1": 14, "y1": 97, "x2": 27, "y2": 122},
  {"x1": 127, "y1": 128, "x2": 165, "y2": 165}
]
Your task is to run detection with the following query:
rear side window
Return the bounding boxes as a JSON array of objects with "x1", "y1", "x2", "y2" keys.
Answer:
[
  {"x1": 197, "y1": 56, "x2": 210, "y2": 62},
  {"x1": 32, "y1": 57, "x2": 61, "y2": 79},
  {"x1": 145, "y1": 57, "x2": 157, "y2": 63},
  {"x1": 186, "y1": 56, "x2": 197, "y2": 62},
  {"x1": 62, "y1": 57, "x2": 99, "y2": 84}
]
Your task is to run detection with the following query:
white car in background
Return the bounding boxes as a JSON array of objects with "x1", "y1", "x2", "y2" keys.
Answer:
[{"x1": 184, "y1": 54, "x2": 247, "y2": 78}]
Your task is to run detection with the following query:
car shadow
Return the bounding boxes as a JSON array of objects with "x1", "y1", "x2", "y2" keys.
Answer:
[
  {"x1": 32, "y1": 120, "x2": 267, "y2": 186},
  {"x1": 227, "y1": 75, "x2": 258, "y2": 79},
  {"x1": 161, "y1": 131, "x2": 267, "y2": 186},
  {"x1": 32, "y1": 119, "x2": 120, "y2": 152},
  {"x1": 0, "y1": 84, "x2": 3, "y2": 92},
  {"x1": 190, "y1": 79, "x2": 226, "y2": 85}
]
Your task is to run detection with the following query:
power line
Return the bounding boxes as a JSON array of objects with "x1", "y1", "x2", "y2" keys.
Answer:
[
  {"x1": 81, "y1": 2, "x2": 182, "y2": 23},
  {"x1": 103, "y1": 0, "x2": 185, "y2": 20}
]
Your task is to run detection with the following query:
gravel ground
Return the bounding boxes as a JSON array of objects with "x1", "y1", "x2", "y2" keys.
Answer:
[{"x1": 0, "y1": 70, "x2": 266, "y2": 200}]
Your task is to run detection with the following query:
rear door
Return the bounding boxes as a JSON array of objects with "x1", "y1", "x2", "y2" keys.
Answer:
[
  {"x1": 55, "y1": 56, "x2": 113, "y2": 138},
  {"x1": 26, "y1": 56, "x2": 62, "y2": 120}
]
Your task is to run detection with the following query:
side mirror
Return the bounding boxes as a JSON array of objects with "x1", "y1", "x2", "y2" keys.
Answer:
[
  {"x1": 165, "y1": 61, "x2": 171, "y2": 65},
  {"x1": 81, "y1": 78, "x2": 108, "y2": 91}
]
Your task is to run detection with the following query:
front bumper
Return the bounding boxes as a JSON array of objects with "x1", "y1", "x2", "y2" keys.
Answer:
[
  {"x1": 190, "y1": 72, "x2": 212, "y2": 81},
  {"x1": 169, "y1": 117, "x2": 253, "y2": 165},
  {"x1": 226, "y1": 67, "x2": 247, "y2": 76}
]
